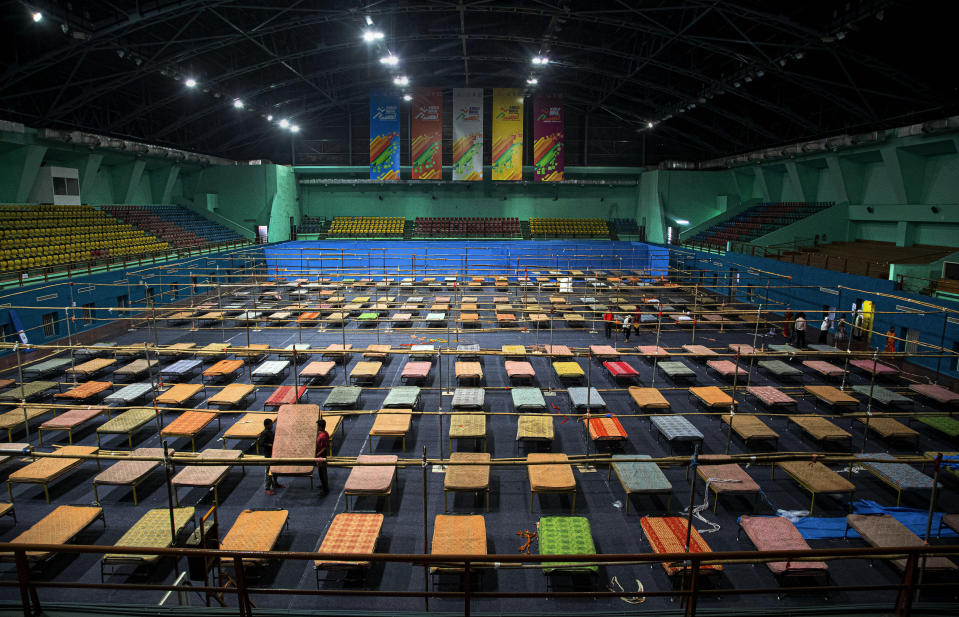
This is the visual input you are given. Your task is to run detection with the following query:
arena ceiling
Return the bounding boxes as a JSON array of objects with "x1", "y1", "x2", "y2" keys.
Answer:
[{"x1": 1, "y1": 0, "x2": 954, "y2": 166}]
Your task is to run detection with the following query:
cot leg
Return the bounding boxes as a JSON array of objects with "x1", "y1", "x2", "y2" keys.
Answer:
[
  {"x1": 444, "y1": 490, "x2": 447, "y2": 513},
  {"x1": 93, "y1": 484, "x2": 99, "y2": 503},
  {"x1": 6, "y1": 481, "x2": 11, "y2": 502},
  {"x1": 44, "y1": 484, "x2": 50, "y2": 504},
  {"x1": 174, "y1": 487, "x2": 179, "y2": 506},
  {"x1": 191, "y1": 437, "x2": 196, "y2": 452},
  {"x1": 38, "y1": 430, "x2": 44, "y2": 447},
  {"x1": 402, "y1": 435, "x2": 406, "y2": 451},
  {"x1": 896, "y1": 490, "x2": 901, "y2": 507},
  {"x1": 486, "y1": 489, "x2": 490, "y2": 512},
  {"x1": 68, "y1": 429, "x2": 73, "y2": 445},
  {"x1": 132, "y1": 485, "x2": 138, "y2": 506},
  {"x1": 625, "y1": 493, "x2": 630, "y2": 514},
  {"x1": 667, "y1": 494, "x2": 673, "y2": 511},
  {"x1": 571, "y1": 491, "x2": 576, "y2": 514},
  {"x1": 128, "y1": 433, "x2": 133, "y2": 450},
  {"x1": 809, "y1": 491, "x2": 815, "y2": 515},
  {"x1": 97, "y1": 433, "x2": 101, "y2": 448},
  {"x1": 214, "y1": 486, "x2": 219, "y2": 506},
  {"x1": 713, "y1": 490, "x2": 719, "y2": 514}
]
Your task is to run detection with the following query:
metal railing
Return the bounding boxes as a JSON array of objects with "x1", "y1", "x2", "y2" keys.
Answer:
[{"x1": 2, "y1": 541, "x2": 957, "y2": 617}]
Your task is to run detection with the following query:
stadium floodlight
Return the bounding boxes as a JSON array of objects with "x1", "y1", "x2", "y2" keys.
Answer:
[
  {"x1": 233, "y1": 99, "x2": 244, "y2": 109},
  {"x1": 363, "y1": 30, "x2": 384, "y2": 42},
  {"x1": 185, "y1": 78, "x2": 197, "y2": 88},
  {"x1": 32, "y1": 11, "x2": 43, "y2": 22},
  {"x1": 380, "y1": 54, "x2": 399, "y2": 66},
  {"x1": 393, "y1": 75, "x2": 409, "y2": 86},
  {"x1": 526, "y1": 77, "x2": 538, "y2": 85},
  {"x1": 279, "y1": 118, "x2": 290, "y2": 128}
]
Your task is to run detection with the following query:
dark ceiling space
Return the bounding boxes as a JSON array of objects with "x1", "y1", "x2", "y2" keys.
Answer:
[{"x1": 1, "y1": 0, "x2": 955, "y2": 166}]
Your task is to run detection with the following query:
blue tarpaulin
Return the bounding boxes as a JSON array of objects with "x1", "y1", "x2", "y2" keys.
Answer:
[{"x1": 778, "y1": 500, "x2": 958, "y2": 540}]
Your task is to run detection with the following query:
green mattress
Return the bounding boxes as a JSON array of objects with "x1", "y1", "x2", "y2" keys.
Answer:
[
  {"x1": 324, "y1": 386, "x2": 362, "y2": 408},
  {"x1": 538, "y1": 516, "x2": 598, "y2": 573},
  {"x1": 917, "y1": 415, "x2": 959, "y2": 438}
]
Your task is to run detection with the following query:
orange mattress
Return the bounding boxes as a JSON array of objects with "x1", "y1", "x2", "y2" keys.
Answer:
[
  {"x1": 315, "y1": 513, "x2": 384, "y2": 569},
  {"x1": 207, "y1": 383, "x2": 254, "y2": 406},
  {"x1": 300, "y1": 361, "x2": 335, "y2": 378},
  {"x1": 54, "y1": 381, "x2": 112, "y2": 400},
  {"x1": 203, "y1": 360, "x2": 244, "y2": 378},
  {"x1": 161, "y1": 411, "x2": 217, "y2": 437},
  {"x1": 223, "y1": 412, "x2": 277, "y2": 440},
  {"x1": 445, "y1": 452, "x2": 490, "y2": 491},
  {"x1": 690, "y1": 386, "x2": 735, "y2": 408},
  {"x1": 3, "y1": 505, "x2": 102, "y2": 560},
  {"x1": 640, "y1": 516, "x2": 722, "y2": 576},
  {"x1": 155, "y1": 383, "x2": 203, "y2": 405},
  {"x1": 9, "y1": 445, "x2": 98, "y2": 482},
  {"x1": 456, "y1": 361, "x2": 483, "y2": 379},
  {"x1": 221, "y1": 509, "x2": 289, "y2": 564},
  {"x1": 628, "y1": 386, "x2": 671, "y2": 410},
  {"x1": 431, "y1": 515, "x2": 487, "y2": 572},
  {"x1": 588, "y1": 414, "x2": 627, "y2": 440},
  {"x1": 805, "y1": 385, "x2": 859, "y2": 406},
  {"x1": 528, "y1": 453, "x2": 575, "y2": 491}
]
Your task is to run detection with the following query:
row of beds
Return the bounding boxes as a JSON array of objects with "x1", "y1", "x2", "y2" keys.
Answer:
[{"x1": 2, "y1": 427, "x2": 957, "y2": 586}]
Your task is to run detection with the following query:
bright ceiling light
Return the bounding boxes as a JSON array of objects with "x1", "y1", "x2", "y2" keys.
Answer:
[
  {"x1": 393, "y1": 75, "x2": 409, "y2": 86},
  {"x1": 647, "y1": 121, "x2": 654, "y2": 128},
  {"x1": 532, "y1": 56, "x2": 548, "y2": 65},
  {"x1": 31, "y1": 11, "x2": 43, "y2": 22},
  {"x1": 184, "y1": 78, "x2": 197, "y2": 88},
  {"x1": 233, "y1": 99, "x2": 244, "y2": 109},
  {"x1": 363, "y1": 30, "x2": 384, "y2": 42},
  {"x1": 279, "y1": 118, "x2": 289, "y2": 128},
  {"x1": 266, "y1": 114, "x2": 273, "y2": 121},
  {"x1": 290, "y1": 125, "x2": 300, "y2": 133},
  {"x1": 403, "y1": 94, "x2": 412, "y2": 101},
  {"x1": 380, "y1": 54, "x2": 399, "y2": 66},
  {"x1": 675, "y1": 219, "x2": 690, "y2": 225},
  {"x1": 526, "y1": 77, "x2": 538, "y2": 85},
  {"x1": 365, "y1": 15, "x2": 373, "y2": 26}
]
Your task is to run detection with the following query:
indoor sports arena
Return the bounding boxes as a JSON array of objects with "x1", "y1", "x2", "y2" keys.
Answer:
[{"x1": 1, "y1": 3, "x2": 958, "y2": 617}]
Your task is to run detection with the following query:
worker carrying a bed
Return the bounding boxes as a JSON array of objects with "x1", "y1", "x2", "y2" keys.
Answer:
[
  {"x1": 260, "y1": 418, "x2": 285, "y2": 496},
  {"x1": 315, "y1": 419, "x2": 330, "y2": 496},
  {"x1": 602, "y1": 310, "x2": 614, "y2": 338}
]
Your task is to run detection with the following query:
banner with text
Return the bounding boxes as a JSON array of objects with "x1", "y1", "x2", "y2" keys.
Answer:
[
  {"x1": 492, "y1": 88, "x2": 524, "y2": 181},
  {"x1": 411, "y1": 88, "x2": 443, "y2": 180},
  {"x1": 369, "y1": 90, "x2": 401, "y2": 180},
  {"x1": 533, "y1": 94, "x2": 564, "y2": 182},
  {"x1": 452, "y1": 88, "x2": 483, "y2": 181}
]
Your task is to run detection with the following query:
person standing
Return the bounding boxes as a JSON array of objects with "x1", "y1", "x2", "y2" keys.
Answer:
[
  {"x1": 884, "y1": 326, "x2": 897, "y2": 354},
  {"x1": 794, "y1": 312, "x2": 807, "y2": 348},
  {"x1": 818, "y1": 314, "x2": 830, "y2": 344},
  {"x1": 633, "y1": 308, "x2": 643, "y2": 335},
  {"x1": 260, "y1": 418, "x2": 284, "y2": 496},
  {"x1": 314, "y1": 418, "x2": 330, "y2": 496},
  {"x1": 835, "y1": 314, "x2": 848, "y2": 349},
  {"x1": 622, "y1": 314, "x2": 633, "y2": 342},
  {"x1": 783, "y1": 307, "x2": 793, "y2": 342},
  {"x1": 602, "y1": 310, "x2": 614, "y2": 338}
]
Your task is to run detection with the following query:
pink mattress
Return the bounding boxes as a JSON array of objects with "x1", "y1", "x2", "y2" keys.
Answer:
[
  {"x1": 39, "y1": 407, "x2": 104, "y2": 430},
  {"x1": 604, "y1": 361, "x2": 638, "y2": 378},
  {"x1": 402, "y1": 361, "x2": 431, "y2": 379},
  {"x1": 707, "y1": 360, "x2": 747, "y2": 377},
  {"x1": 739, "y1": 515, "x2": 828, "y2": 575},
  {"x1": 850, "y1": 359, "x2": 899, "y2": 376},
  {"x1": 728, "y1": 344, "x2": 756, "y2": 355},
  {"x1": 747, "y1": 386, "x2": 797, "y2": 406},
  {"x1": 802, "y1": 360, "x2": 846, "y2": 377},
  {"x1": 589, "y1": 345, "x2": 619, "y2": 358},
  {"x1": 909, "y1": 383, "x2": 959, "y2": 405},
  {"x1": 505, "y1": 361, "x2": 535, "y2": 378},
  {"x1": 345, "y1": 455, "x2": 398, "y2": 493},
  {"x1": 637, "y1": 345, "x2": 669, "y2": 357}
]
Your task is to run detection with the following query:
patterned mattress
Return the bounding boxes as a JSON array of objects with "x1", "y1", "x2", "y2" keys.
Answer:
[
  {"x1": 640, "y1": 516, "x2": 722, "y2": 575},
  {"x1": 382, "y1": 386, "x2": 420, "y2": 408},
  {"x1": 220, "y1": 509, "x2": 289, "y2": 564},
  {"x1": 739, "y1": 515, "x2": 827, "y2": 575},
  {"x1": 747, "y1": 386, "x2": 797, "y2": 407},
  {"x1": 370, "y1": 411, "x2": 412, "y2": 436},
  {"x1": 552, "y1": 361, "x2": 584, "y2": 378},
  {"x1": 445, "y1": 452, "x2": 490, "y2": 490},
  {"x1": 39, "y1": 407, "x2": 104, "y2": 430},
  {"x1": 538, "y1": 516, "x2": 597, "y2": 573},
  {"x1": 98, "y1": 408, "x2": 155, "y2": 434},
  {"x1": 431, "y1": 515, "x2": 486, "y2": 571},
  {"x1": 271, "y1": 404, "x2": 319, "y2": 476},
  {"x1": 511, "y1": 387, "x2": 546, "y2": 410},
  {"x1": 722, "y1": 414, "x2": 779, "y2": 442},
  {"x1": 203, "y1": 360, "x2": 244, "y2": 378},
  {"x1": 103, "y1": 507, "x2": 195, "y2": 563},
  {"x1": 224, "y1": 413, "x2": 276, "y2": 440},
  {"x1": 300, "y1": 361, "x2": 335, "y2": 378},
  {"x1": 53, "y1": 381, "x2": 112, "y2": 400},
  {"x1": 568, "y1": 387, "x2": 605, "y2": 409},
  {"x1": 628, "y1": 387, "x2": 670, "y2": 410},
  {"x1": 696, "y1": 463, "x2": 760, "y2": 493},
  {"x1": 851, "y1": 385, "x2": 910, "y2": 406},
  {"x1": 161, "y1": 411, "x2": 217, "y2": 436},
  {"x1": 208, "y1": 383, "x2": 254, "y2": 406},
  {"x1": 456, "y1": 361, "x2": 483, "y2": 379},
  {"x1": 650, "y1": 415, "x2": 704, "y2": 442},
  {"x1": 857, "y1": 453, "x2": 936, "y2": 490},
  {"x1": 802, "y1": 361, "x2": 846, "y2": 377},
  {"x1": 94, "y1": 447, "x2": 164, "y2": 485},
  {"x1": 757, "y1": 360, "x2": 802, "y2": 377},
  {"x1": 4, "y1": 505, "x2": 103, "y2": 560},
  {"x1": 155, "y1": 383, "x2": 203, "y2": 405},
  {"x1": 449, "y1": 414, "x2": 486, "y2": 440},
  {"x1": 528, "y1": 453, "x2": 575, "y2": 491},
  {"x1": 160, "y1": 359, "x2": 202, "y2": 376},
  {"x1": 604, "y1": 361, "x2": 638, "y2": 378},
  {"x1": 451, "y1": 388, "x2": 485, "y2": 409},
  {"x1": 850, "y1": 359, "x2": 899, "y2": 376},
  {"x1": 172, "y1": 449, "x2": 242, "y2": 486},
  {"x1": 314, "y1": 513, "x2": 384, "y2": 569},
  {"x1": 690, "y1": 386, "x2": 734, "y2": 408},
  {"x1": 588, "y1": 414, "x2": 627, "y2": 440},
  {"x1": 105, "y1": 382, "x2": 154, "y2": 404},
  {"x1": 324, "y1": 386, "x2": 362, "y2": 408},
  {"x1": 611, "y1": 454, "x2": 671, "y2": 493},
  {"x1": 402, "y1": 361, "x2": 431, "y2": 379}
]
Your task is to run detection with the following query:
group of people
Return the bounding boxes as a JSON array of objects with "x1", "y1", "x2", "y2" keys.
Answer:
[
  {"x1": 782, "y1": 306, "x2": 895, "y2": 353},
  {"x1": 260, "y1": 417, "x2": 330, "y2": 497},
  {"x1": 601, "y1": 309, "x2": 644, "y2": 342}
]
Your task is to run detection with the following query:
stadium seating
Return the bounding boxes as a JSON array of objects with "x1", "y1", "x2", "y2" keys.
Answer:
[
  {"x1": 0, "y1": 205, "x2": 168, "y2": 272},
  {"x1": 687, "y1": 202, "x2": 832, "y2": 246},
  {"x1": 299, "y1": 216, "x2": 326, "y2": 234},
  {"x1": 529, "y1": 218, "x2": 610, "y2": 238},
  {"x1": 104, "y1": 205, "x2": 244, "y2": 246},
  {"x1": 609, "y1": 218, "x2": 640, "y2": 236},
  {"x1": 327, "y1": 217, "x2": 405, "y2": 238},
  {"x1": 412, "y1": 217, "x2": 521, "y2": 238}
]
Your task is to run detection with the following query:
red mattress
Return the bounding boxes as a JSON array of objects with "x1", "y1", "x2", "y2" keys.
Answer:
[
  {"x1": 604, "y1": 361, "x2": 639, "y2": 378},
  {"x1": 265, "y1": 385, "x2": 309, "y2": 407},
  {"x1": 588, "y1": 414, "x2": 627, "y2": 440}
]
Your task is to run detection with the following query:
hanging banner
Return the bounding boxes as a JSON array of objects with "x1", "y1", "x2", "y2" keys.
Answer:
[
  {"x1": 369, "y1": 89, "x2": 400, "y2": 180},
  {"x1": 452, "y1": 88, "x2": 483, "y2": 181},
  {"x1": 491, "y1": 88, "x2": 524, "y2": 181},
  {"x1": 533, "y1": 94, "x2": 564, "y2": 181},
  {"x1": 411, "y1": 88, "x2": 443, "y2": 180}
]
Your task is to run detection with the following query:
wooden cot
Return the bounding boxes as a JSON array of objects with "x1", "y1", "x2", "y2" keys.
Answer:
[
  {"x1": 774, "y1": 461, "x2": 855, "y2": 514},
  {"x1": 528, "y1": 453, "x2": 577, "y2": 513},
  {"x1": 721, "y1": 414, "x2": 779, "y2": 448}
]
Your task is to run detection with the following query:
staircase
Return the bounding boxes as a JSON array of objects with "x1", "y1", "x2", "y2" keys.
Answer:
[{"x1": 687, "y1": 202, "x2": 833, "y2": 246}]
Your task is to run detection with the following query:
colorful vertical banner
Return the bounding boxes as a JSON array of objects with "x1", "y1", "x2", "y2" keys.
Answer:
[
  {"x1": 369, "y1": 89, "x2": 400, "y2": 180},
  {"x1": 491, "y1": 88, "x2": 524, "y2": 181},
  {"x1": 411, "y1": 88, "x2": 443, "y2": 180},
  {"x1": 452, "y1": 88, "x2": 484, "y2": 181},
  {"x1": 533, "y1": 94, "x2": 564, "y2": 182}
]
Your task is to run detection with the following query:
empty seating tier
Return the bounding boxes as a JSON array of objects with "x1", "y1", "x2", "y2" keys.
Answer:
[
  {"x1": 328, "y1": 217, "x2": 405, "y2": 238},
  {"x1": 412, "y1": 217, "x2": 521, "y2": 238},
  {"x1": 688, "y1": 202, "x2": 833, "y2": 246},
  {"x1": 529, "y1": 218, "x2": 610, "y2": 238},
  {"x1": 0, "y1": 205, "x2": 168, "y2": 272},
  {"x1": 609, "y1": 218, "x2": 640, "y2": 236},
  {"x1": 104, "y1": 205, "x2": 244, "y2": 247}
]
